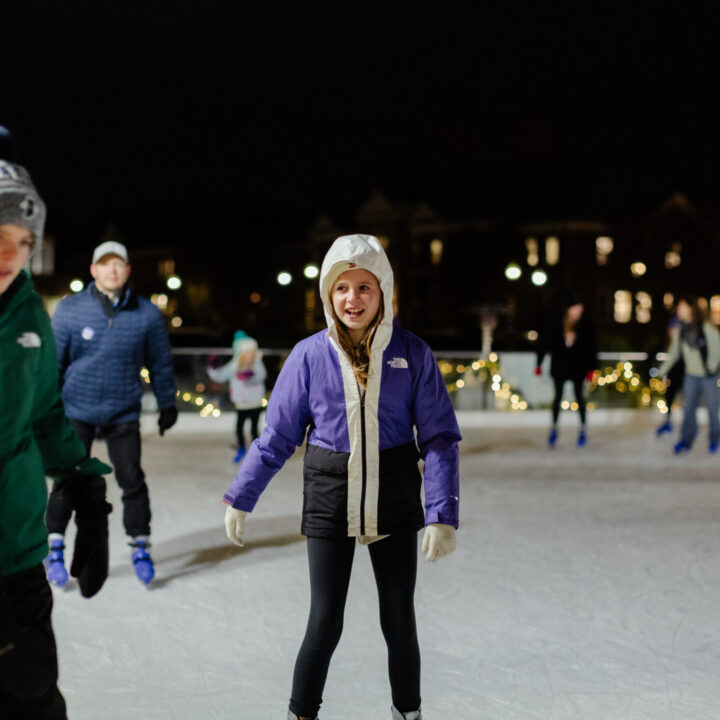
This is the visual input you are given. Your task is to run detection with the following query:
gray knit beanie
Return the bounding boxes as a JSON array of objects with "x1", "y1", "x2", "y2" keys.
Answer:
[{"x1": 0, "y1": 159, "x2": 46, "y2": 243}]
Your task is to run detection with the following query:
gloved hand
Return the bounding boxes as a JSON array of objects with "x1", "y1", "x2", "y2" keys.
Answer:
[
  {"x1": 225, "y1": 506, "x2": 247, "y2": 547},
  {"x1": 158, "y1": 406, "x2": 178, "y2": 436},
  {"x1": 55, "y1": 475, "x2": 112, "y2": 598},
  {"x1": 534, "y1": 366, "x2": 542, "y2": 376},
  {"x1": 421, "y1": 523, "x2": 456, "y2": 562}
]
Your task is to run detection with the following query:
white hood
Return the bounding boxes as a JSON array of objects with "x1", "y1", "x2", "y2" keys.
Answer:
[{"x1": 319, "y1": 234, "x2": 394, "y2": 338}]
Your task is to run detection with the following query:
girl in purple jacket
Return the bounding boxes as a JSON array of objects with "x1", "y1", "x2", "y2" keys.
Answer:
[{"x1": 223, "y1": 234, "x2": 461, "y2": 720}]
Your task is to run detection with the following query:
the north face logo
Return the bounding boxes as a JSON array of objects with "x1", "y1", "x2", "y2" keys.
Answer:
[
  {"x1": 17, "y1": 332, "x2": 41, "y2": 348},
  {"x1": 387, "y1": 357, "x2": 408, "y2": 369}
]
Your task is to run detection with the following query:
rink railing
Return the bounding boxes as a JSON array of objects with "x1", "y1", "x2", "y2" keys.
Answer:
[{"x1": 151, "y1": 348, "x2": 670, "y2": 415}]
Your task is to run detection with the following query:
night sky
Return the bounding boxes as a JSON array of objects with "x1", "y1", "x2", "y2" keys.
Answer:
[{"x1": 3, "y1": 3, "x2": 720, "y2": 261}]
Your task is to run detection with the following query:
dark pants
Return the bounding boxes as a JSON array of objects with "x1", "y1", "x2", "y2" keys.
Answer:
[
  {"x1": 0, "y1": 565, "x2": 67, "y2": 720},
  {"x1": 289, "y1": 532, "x2": 421, "y2": 718},
  {"x1": 552, "y1": 376, "x2": 586, "y2": 425},
  {"x1": 235, "y1": 407, "x2": 262, "y2": 448},
  {"x1": 47, "y1": 420, "x2": 150, "y2": 538},
  {"x1": 681, "y1": 373, "x2": 720, "y2": 447}
]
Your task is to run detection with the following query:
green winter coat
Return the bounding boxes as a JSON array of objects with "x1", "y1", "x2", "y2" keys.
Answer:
[{"x1": 1, "y1": 272, "x2": 91, "y2": 576}]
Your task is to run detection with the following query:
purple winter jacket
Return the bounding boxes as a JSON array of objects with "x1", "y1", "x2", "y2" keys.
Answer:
[{"x1": 223, "y1": 234, "x2": 461, "y2": 538}]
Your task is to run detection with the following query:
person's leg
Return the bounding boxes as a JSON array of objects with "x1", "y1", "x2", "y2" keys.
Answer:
[
  {"x1": 368, "y1": 532, "x2": 421, "y2": 715},
  {"x1": 0, "y1": 565, "x2": 67, "y2": 720},
  {"x1": 247, "y1": 407, "x2": 262, "y2": 441},
  {"x1": 289, "y1": 537, "x2": 355, "y2": 719},
  {"x1": 679, "y1": 374, "x2": 702, "y2": 449},
  {"x1": 703, "y1": 375, "x2": 720, "y2": 448},
  {"x1": 103, "y1": 421, "x2": 150, "y2": 537},
  {"x1": 45, "y1": 419, "x2": 95, "y2": 535},
  {"x1": 551, "y1": 376, "x2": 564, "y2": 426},
  {"x1": 234, "y1": 409, "x2": 247, "y2": 448},
  {"x1": 572, "y1": 377, "x2": 587, "y2": 426}
]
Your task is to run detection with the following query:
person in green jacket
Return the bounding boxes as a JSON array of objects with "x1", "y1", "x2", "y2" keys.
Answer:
[{"x1": 0, "y1": 129, "x2": 112, "y2": 720}]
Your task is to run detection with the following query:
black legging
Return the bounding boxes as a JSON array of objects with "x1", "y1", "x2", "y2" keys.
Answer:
[
  {"x1": 552, "y1": 376, "x2": 586, "y2": 425},
  {"x1": 289, "y1": 532, "x2": 421, "y2": 718},
  {"x1": 235, "y1": 407, "x2": 261, "y2": 448}
]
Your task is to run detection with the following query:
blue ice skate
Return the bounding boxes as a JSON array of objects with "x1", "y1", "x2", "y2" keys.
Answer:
[
  {"x1": 130, "y1": 538, "x2": 155, "y2": 585},
  {"x1": 577, "y1": 429, "x2": 587, "y2": 448},
  {"x1": 44, "y1": 536, "x2": 68, "y2": 588},
  {"x1": 547, "y1": 428, "x2": 558, "y2": 448},
  {"x1": 673, "y1": 441, "x2": 691, "y2": 455},
  {"x1": 710, "y1": 442, "x2": 718, "y2": 454},
  {"x1": 656, "y1": 419, "x2": 673, "y2": 436},
  {"x1": 233, "y1": 446, "x2": 246, "y2": 463}
]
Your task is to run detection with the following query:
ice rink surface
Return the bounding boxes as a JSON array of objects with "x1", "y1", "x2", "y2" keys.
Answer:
[{"x1": 52, "y1": 410, "x2": 720, "y2": 720}]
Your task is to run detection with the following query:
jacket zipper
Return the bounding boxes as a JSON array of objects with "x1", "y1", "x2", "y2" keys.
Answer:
[
  {"x1": 358, "y1": 383, "x2": 367, "y2": 535},
  {"x1": 100, "y1": 316, "x2": 113, "y2": 425}
]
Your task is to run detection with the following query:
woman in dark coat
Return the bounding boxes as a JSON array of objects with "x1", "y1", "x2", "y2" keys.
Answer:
[{"x1": 535, "y1": 294, "x2": 597, "y2": 447}]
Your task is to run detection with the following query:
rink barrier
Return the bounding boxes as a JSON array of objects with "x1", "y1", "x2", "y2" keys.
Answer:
[{"x1": 150, "y1": 348, "x2": 672, "y2": 415}]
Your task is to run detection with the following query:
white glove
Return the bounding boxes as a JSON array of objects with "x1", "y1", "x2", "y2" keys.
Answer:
[
  {"x1": 225, "y1": 506, "x2": 247, "y2": 547},
  {"x1": 421, "y1": 523, "x2": 456, "y2": 562}
]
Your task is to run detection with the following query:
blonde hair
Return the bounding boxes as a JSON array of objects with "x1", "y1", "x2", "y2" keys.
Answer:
[{"x1": 331, "y1": 293, "x2": 385, "y2": 389}]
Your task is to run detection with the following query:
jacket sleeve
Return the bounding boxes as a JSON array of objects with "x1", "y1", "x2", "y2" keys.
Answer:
[
  {"x1": 31, "y1": 307, "x2": 87, "y2": 473},
  {"x1": 50, "y1": 299, "x2": 72, "y2": 386},
  {"x1": 658, "y1": 327, "x2": 681, "y2": 377},
  {"x1": 207, "y1": 359, "x2": 235, "y2": 383},
  {"x1": 705, "y1": 323, "x2": 720, "y2": 375},
  {"x1": 412, "y1": 343, "x2": 462, "y2": 528},
  {"x1": 223, "y1": 344, "x2": 311, "y2": 511},
  {"x1": 144, "y1": 305, "x2": 177, "y2": 410}
]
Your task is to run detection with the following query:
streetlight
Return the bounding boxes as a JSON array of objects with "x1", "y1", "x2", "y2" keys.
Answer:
[
  {"x1": 504, "y1": 263, "x2": 522, "y2": 281},
  {"x1": 531, "y1": 270, "x2": 548, "y2": 286},
  {"x1": 167, "y1": 275, "x2": 182, "y2": 290},
  {"x1": 303, "y1": 263, "x2": 319, "y2": 279},
  {"x1": 277, "y1": 271, "x2": 292, "y2": 286},
  {"x1": 69, "y1": 279, "x2": 84, "y2": 292}
]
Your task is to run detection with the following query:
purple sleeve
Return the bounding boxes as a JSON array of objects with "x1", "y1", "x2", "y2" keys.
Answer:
[
  {"x1": 223, "y1": 344, "x2": 311, "y2": 511},
  {"x1": 412, "y1": 343, "x2": 462, "y2": 528}
]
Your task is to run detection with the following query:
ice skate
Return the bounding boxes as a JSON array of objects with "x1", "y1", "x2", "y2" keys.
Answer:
[
  {"x1": 577, "y1": 429, "x2": 587, "y2": 448},
  {"x1": 673, "y1": 441, "x2": 691, "y2": 455},
  {"x1": 547, "y1": 428, "x2": 558, "y2": 447},
  {"x1": 44, "y1": 534, "x2": 68, "y2": 588},
  {"x1": 656, "y1": 418, "x2": 673, "y2": 436},
  {"x1": 710, "y1": 442, "x2": 718, "y2": 454},
  {"x1": 233, "y1": 446, "x2": 246, "y2": 463},
  {"x1": 391, "y1": 706, "x2": 422, "y2": 720},
  {"x1": 287, "y1": 712, "x2": 317, "y2": 720},
  {"x1": 130, "y1": 537, "x2": 155, "y2": 585}
]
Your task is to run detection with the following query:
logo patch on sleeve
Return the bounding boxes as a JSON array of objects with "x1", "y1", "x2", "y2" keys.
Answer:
[{"x1": 16, "y1": 332, "x2": 41, "y2": 348}]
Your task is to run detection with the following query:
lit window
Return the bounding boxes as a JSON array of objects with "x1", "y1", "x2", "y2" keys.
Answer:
[
  {"x1": 711, "y1": 296, "x2": 720, "y2": 325},
  {"x1": 630, "y1": 262, "x2": 647, "y2": 277},
  {"x1": 525, "y1": 238, "x2": 539, "y2": 267},
  {"x1": 158, "y1": 259, "x2": 175, "y2": 278},
  {"x1": 614, "y1": 290, "x2": 632, "y2": 323},
  {"x1": 636, "y1": 292, "x2": 652, "y2": 324},
  {"x1": 430, "y1": 239, "x2": 443, "y2": 265},
  {"x1": 665, "y1": 251, "x2": 681, "y2": 269},
  {"x1": 545, "y1": 236, "x2": 560, "y2": 266},
  {"x1": 596, "y1": 236, "x2": 614, "y2": 266}
]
